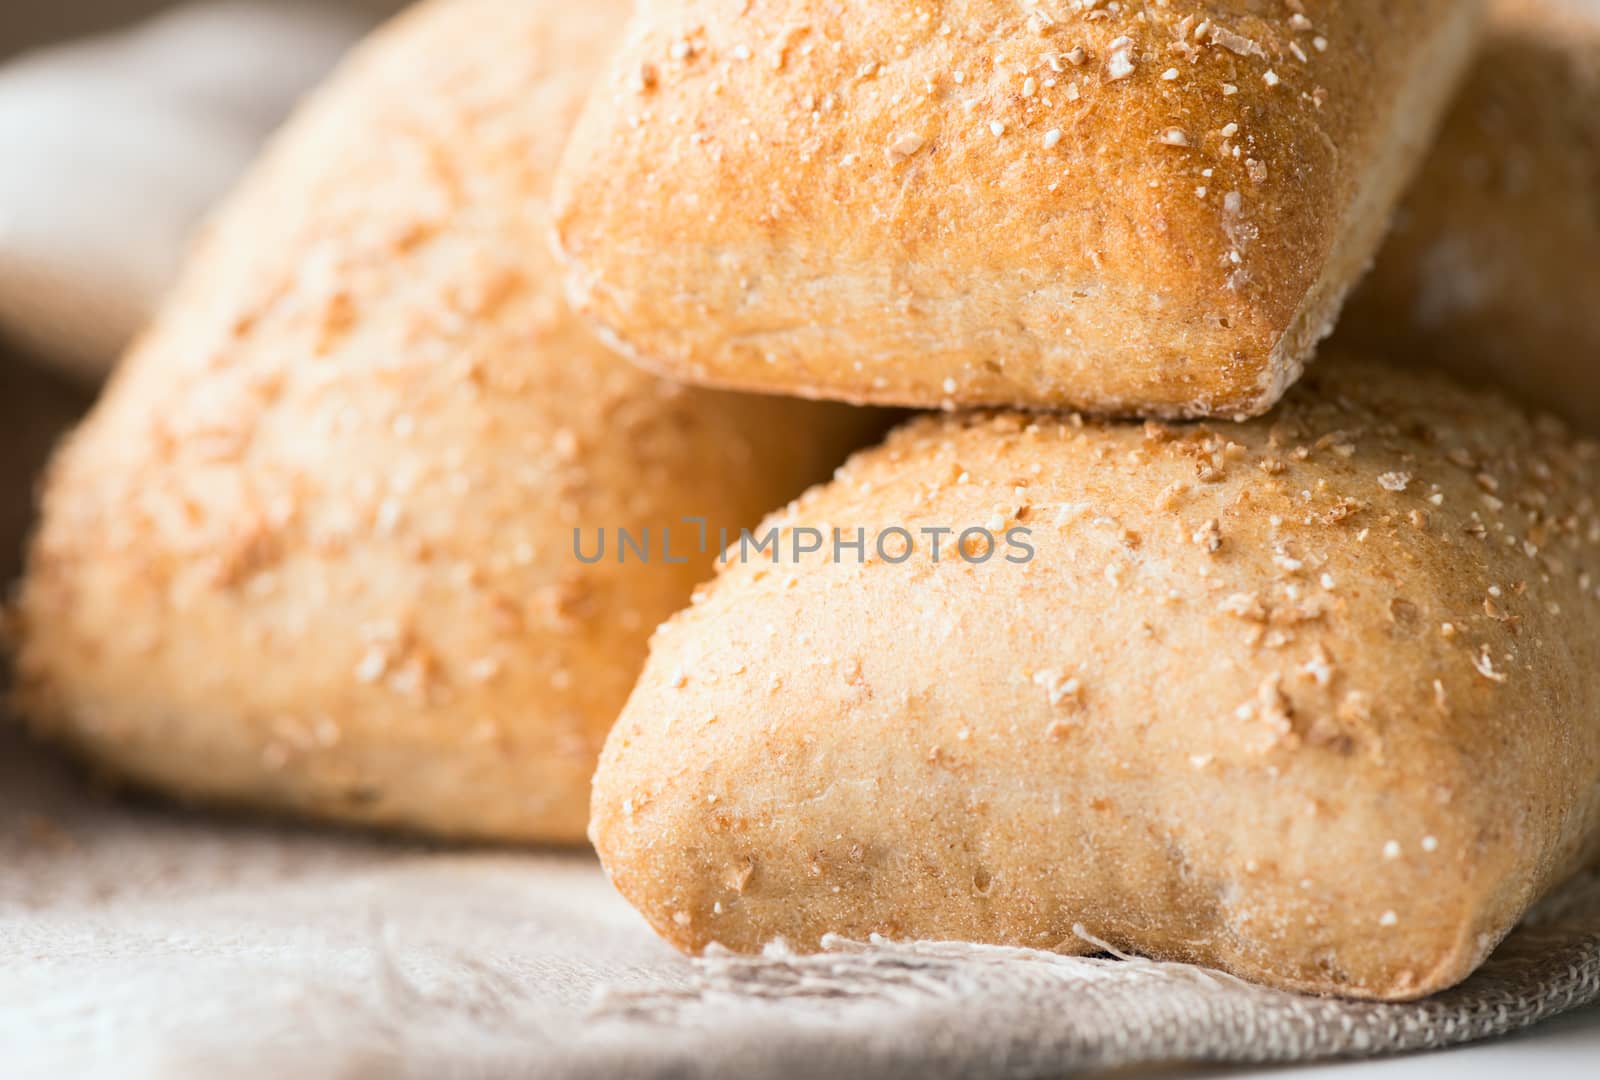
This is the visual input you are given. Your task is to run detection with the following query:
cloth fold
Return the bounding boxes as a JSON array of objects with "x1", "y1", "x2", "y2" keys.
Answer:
[{"x1": 0, "y1": 3, "x2": 370, "y2": 380}]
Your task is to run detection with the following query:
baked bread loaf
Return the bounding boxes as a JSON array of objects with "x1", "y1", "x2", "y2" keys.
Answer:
[
  {"x1": 1338, "y1": 0, "x2": 1600, "y2": 433},
  {"x1": 592, "y1": 356, "x2": 1600, "y2": 999},
  {"x1": 10, "y1": 0, "x2": 880, "y2": 843},
  {"x1": 553, "y1": 0, "x2": 1483, "y2": 417}
]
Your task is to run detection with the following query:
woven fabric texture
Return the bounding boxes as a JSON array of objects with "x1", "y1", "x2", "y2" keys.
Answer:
[{"x1": 3, "y1": 726, "x2": 1597, "y2": 1079}]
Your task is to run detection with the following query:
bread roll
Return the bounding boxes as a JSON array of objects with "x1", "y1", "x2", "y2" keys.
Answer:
[
  {"x1": 553, "y1": 1, "x2": 1482, "y2": 417},
  {"x1": 1338, "y1": 0, "x2": 1600, "y2": 433},
  {"x1": 592, "y1": 356, "x2": 1600, "y2": 999},
  {"x1": 11, "y1": 0, "x2": 880, "y2": 843}
]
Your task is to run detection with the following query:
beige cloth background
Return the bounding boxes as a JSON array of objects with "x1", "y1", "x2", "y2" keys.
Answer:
[{"x1": 0, "y1": 5, "x2": 1598, "y2": 1077}]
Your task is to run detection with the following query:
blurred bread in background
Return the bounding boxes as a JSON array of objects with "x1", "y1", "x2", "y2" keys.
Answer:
[
  {"x1": 11, "y1": 0, "x2": 881, "y2": 843},
  {"x1": 1337, "y1": 0, "x2": 1600, "y2": 432}
]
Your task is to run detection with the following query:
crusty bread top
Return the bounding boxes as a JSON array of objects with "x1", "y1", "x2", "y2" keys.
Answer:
[
  {"x1": 554, "y1": 0, "x2": 1479, "y2": 415},
  {"x1": 1338, "y1": 0, "x2": 1600, "y2": 433}
]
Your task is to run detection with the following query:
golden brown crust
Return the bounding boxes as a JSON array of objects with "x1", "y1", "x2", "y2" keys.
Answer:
[
  {"x1": 10, "y1": 0, "x2": 882, "y2": 844},
  {"x1": 592, "y1": 356, "x2": 1600, "y2": 999},
  {"x1": 1339, "y1": 0, "x2": 1600, "y2": 434},
  {"x1": 554, "y1": 0, "x2": 1482, "y2": 416}
]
